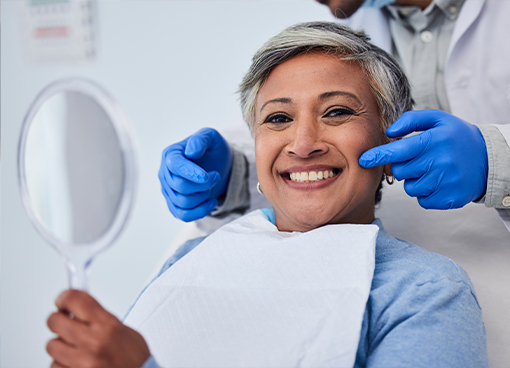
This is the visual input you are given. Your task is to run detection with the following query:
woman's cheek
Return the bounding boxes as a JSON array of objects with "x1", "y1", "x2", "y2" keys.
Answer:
[
  {"x1": 254, "y1": 135, "x2": 273, "y2": 187},
  {"x1": 332, "y1": 126, "x2": 373, "y2": 161},
  {"x1": 350, "y1": 125, "x2": 383, "y2": 159}
]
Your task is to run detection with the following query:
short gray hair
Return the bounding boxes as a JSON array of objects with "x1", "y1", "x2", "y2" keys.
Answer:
[{"x1": 239, "y1": 21, "x2": 413, "y2": 136}]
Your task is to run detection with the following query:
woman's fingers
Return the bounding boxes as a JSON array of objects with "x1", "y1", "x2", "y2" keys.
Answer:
[
  {"x1": 55, "y1": 290, "x2": 113, "y2": 324},
  {"x1": 46, "y1": 337, "x2": 88, "y2": 368},
  {"x1": 49, "y1": 290, "x2": 151, "y2": 368},
  {"x1": 50, "y1": 360, "x2": 66, "y2": 368},
  {"x1": 47, "y1": 311, "x2": 90, "y2": 347}
]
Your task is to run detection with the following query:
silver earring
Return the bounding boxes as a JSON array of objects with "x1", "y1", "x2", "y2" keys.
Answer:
[
  {"x1": 385, "y1": 175, "x2": 395, "y2": 185},
  {"x1": 257, "y1": 182, "x2": 263, "y2": 194}
]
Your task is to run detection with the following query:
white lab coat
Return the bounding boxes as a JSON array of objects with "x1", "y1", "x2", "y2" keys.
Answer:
[
  {"x1": 337, "y1": 3, "x2": 510, "y2": 365},
  {"x1": 343, "y1": 0, "x2": 510, "y2": 231}
]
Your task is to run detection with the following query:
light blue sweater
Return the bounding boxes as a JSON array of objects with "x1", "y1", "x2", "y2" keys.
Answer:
[{"x1": 140, "y1": 210, "x2": 488, "y2": 368}]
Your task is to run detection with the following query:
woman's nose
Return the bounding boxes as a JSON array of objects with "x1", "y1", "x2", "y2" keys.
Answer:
[{"x1": 286, "y1": 119, "x2": 328, "y2": 158}]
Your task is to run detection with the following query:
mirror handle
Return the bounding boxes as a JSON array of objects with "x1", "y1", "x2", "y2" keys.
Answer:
[{"x1": 62, "y1": 253, "x2": 92, "y2": 291}]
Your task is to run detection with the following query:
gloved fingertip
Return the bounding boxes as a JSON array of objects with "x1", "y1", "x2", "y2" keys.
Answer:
[
  {"x1": 359, "y1": 152, "x2": 375, "y2": 168},
  {"x1": 385, "y1": 123, "x2": 405, "y2": 138},
  {"x1": 179, "y1": 165, "x2": 207, "y2": 183},
  {"x1": 385, "y1": 128, "x2": 397, "y2": 138},
  {"x1": 358, "y1": 158, "x2": 370, "y2": 168},
  {"x1": 184, "y1": 137, "x2": 206, "y2": 159},
  {"x1": 210, "y1": 172, "x2": 221, "y2": 185},
  {"x1": 193, "y1": 170, "x2": 208, "y2": 183},
  {"x1": 184, "y1": 145, "x2": 198, "y2": 158}
]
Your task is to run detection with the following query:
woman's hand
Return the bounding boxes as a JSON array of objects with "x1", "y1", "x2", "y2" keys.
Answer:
[{"x1": 46, "y1": 290, "x2": 150, "y2": 368}]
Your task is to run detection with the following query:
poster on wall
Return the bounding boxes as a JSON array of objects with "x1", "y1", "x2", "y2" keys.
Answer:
[{"x1": 21, "y1": 0, "x2": 97, "y2": 65}]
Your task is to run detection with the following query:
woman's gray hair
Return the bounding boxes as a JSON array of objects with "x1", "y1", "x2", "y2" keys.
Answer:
[{"x1": 239, "y1": 21, "x2": 413, "y2": 136}]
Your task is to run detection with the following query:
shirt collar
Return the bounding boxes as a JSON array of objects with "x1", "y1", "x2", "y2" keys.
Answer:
[
  {"x1": 435, "y1": 0, "x2": 465, "y2": 20},
  {"x1": 386, "y1": 0, "x2": 465, "y2": 32}
]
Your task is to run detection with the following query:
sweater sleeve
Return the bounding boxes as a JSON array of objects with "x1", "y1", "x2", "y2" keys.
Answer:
[
  {"x1": 141, "y1": 355, "x2": 161, "y2": 368},
  {"x1": 365, "y1": 277, "x2": 488, "y2": 368}
]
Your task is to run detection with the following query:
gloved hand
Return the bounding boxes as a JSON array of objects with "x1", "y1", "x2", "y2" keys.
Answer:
[
  {"x1": 359, "y1": 110, "x2": 488, "y2": 210},
  {"x1": 159, "y1": 128, "x2": 233, "y2": 222}
]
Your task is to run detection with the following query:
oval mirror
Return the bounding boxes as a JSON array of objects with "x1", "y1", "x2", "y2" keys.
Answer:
[{"x1": 18, "y1": 78, "x2": 137, "y2": 290}]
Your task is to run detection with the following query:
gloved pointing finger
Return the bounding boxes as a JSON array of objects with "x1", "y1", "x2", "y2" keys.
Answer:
[
  {"x1": 358, "y1": 110, "x2": 488, "y2": 210},
  {"x1": 358, "y1": 131, "x2": 431, "y2": 169},
  {"x1": 159, "y1": 165, "x2": 220, "y2": 195},
  {"x1": 163, "y1": 143, "x2": 210, "y2": 184}
]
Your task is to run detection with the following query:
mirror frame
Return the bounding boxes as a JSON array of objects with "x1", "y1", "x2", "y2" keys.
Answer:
[{"x1": 17, "y1": 78, "x2": 137, "y2": 257}]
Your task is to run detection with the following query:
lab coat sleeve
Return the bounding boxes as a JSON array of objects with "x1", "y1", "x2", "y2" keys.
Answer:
[
  {"x1": 208, "y1": 144, "x2": 250, "y2": 218},
  {"x1": 475, "y1": 124, "x2": 510, "y2": 210}
]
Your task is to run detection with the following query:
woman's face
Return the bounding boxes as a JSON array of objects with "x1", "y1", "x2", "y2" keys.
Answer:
[{"x1": 254, "y1": 53, "x2": 390, "y2": 232}]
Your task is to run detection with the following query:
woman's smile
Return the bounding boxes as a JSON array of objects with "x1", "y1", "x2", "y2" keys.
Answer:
[{"x1": 280, "y1": 165, "x2": 341, "y2": 188}]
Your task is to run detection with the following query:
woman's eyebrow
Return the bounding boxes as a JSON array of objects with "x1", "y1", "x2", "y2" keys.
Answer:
[
  {"x1": 319, "y1": 91, "x2": 362, "y2": 104},
  {"x1": 260, "y1": 98, "x2": 292, "y2": 112}
]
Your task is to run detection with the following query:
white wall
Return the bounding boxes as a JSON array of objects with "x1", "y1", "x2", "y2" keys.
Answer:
[{"x1": 0, "y1": 1, "x2": 333, "y2": 367}]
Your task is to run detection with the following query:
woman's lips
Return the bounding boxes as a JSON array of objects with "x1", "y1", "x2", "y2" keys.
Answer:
[{"x1": 280, "y1": 166, "x2": 342, "y2": 188}]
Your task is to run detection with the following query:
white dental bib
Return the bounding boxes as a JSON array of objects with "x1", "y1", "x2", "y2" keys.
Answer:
[{"x1": 125, "y1": 210, "x2": 378, "y2": 367}]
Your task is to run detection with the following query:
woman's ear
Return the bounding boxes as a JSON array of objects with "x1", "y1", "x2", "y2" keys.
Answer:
[{"x1": 383, "y1": 164, "x2": 393, "y2": 178}]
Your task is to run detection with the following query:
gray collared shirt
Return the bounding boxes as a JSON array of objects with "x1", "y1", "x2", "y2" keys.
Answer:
[{"x1": 385, "y1": 0, "x2": 466, "y2": 112}]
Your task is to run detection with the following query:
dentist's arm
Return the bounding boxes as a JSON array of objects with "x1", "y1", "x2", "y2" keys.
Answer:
[
  {"x1": 46, "y1": 290, "x2": 151, "y2": 368},
  {"x1": 159, "y1": 128, "x2": 233, "y2": 222},
  {"x1": 359, "y1": 110, "x2": 488, "y2": 210}
]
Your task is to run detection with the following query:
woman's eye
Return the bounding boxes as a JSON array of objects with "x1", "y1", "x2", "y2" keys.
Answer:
[
  {"x1": 265, "y1": 114, "x2": 292, "y2": 124},
  {"x1": 324, "y1": 108, "x2": 354, "y2": 118}
]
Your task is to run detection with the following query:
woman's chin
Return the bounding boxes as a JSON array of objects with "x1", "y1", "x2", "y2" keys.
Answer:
[
  {"x1": 276, "y1": 208, "x2": 340, "y2": 232},
  {"x1": 274, "y1": 201, "x2": 375, "y2": 232}
]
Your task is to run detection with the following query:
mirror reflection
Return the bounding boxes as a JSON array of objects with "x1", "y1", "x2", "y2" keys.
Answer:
[{"x1": 24, "y1": 91, "x2": 125, "y2": 244}]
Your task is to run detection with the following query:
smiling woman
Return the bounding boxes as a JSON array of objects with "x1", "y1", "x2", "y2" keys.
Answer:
[
  {"x1": 239, "y1": 21, "x2": 412, "y2": 232},
  {"x1": 47, "y1": 22, "x2": 488, "y2": 368}
]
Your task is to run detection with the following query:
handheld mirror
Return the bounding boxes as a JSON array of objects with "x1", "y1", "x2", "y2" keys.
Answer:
[{"x1": 18, "y1": 78, "x2": 137, "y2": 290}]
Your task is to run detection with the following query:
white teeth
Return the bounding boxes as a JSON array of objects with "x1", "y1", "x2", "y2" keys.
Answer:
[{"x1": 288, "y1": 170, "x2": 337, "y2": 183}]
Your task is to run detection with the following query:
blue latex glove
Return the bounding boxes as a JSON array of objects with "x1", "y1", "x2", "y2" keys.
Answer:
[
  {"x1": 159, "y1": 128, "x2": 233, "y2": 222},
  {"x1": 359, "y1": 110, "x2": 488, "y2": 210}
]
